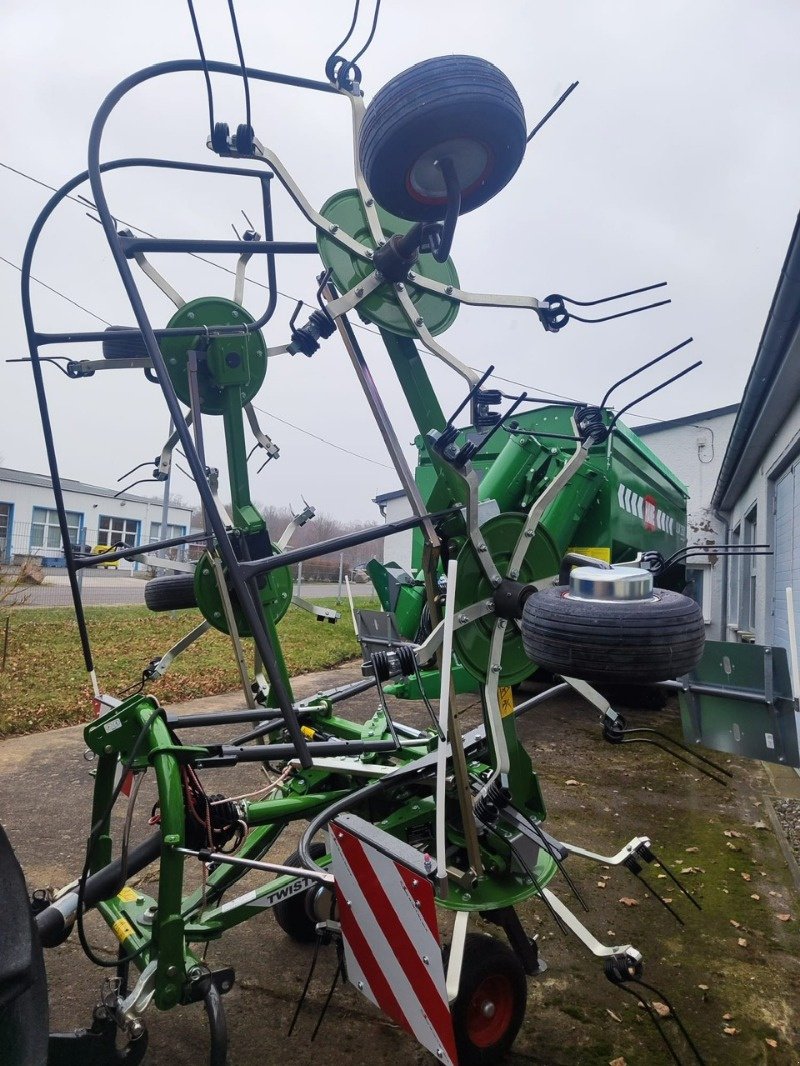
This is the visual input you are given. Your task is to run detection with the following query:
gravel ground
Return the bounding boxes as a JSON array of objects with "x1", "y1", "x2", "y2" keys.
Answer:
[{"x1": 774, "y1": 797, "x2": 800, "y2": 864}]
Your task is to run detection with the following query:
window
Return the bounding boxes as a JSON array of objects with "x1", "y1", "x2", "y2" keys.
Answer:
[
  {"x1": 98, "y1": 515, "x2": 139, "y2": 548},
  {"x1": 0, "y1": 503, "x2": 11, "y2": 562},
  {"x1": 149, "y1": 521, "x2": 186, "y2": 543},
  {"x1": 686, "y1": 565, "x2": 712, "y2": 625},
  {"x1": 738, "y1": 505, "x2": 758, "y2": 633},
  {"x1": 30, "y1": 507, "x2": 81, "y2": 550},
  {"x1": 728, "y1": 524, "x2": 740, "y2": 629}
]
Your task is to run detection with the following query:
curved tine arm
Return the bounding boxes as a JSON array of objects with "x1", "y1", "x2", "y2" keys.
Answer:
[
  {"x1": 252, "y1": 137, "x2": 373, "y2": 262},
  {"x1": 132, "y1": 250, "x2": 185, "y2": 309},
  {"x1": 323, "y1": 270, "x2": 383, "y2": 317},
  {"x1": 392, "y1": 284, "x2": 479, "y2": 384},
  {"x1": 233, "y1": 248, "x2": 253, "y2": 305},
  {"x1": 344, "y1": 90, "x2": 387, "y2": 248},
  {"x1": 244, "y1": 402, "x2": 279, "y2": 462},
  {"x1": 156, "y1": 411, "x2": 193, "y2": 479},
  {"x1": 410, "y1": 273, "x2": 543, "y2": 312}
]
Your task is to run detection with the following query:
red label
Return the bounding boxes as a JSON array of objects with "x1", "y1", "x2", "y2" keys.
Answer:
[{"x1": 643, "y1": 495, "x2": 657, "y2": 532}]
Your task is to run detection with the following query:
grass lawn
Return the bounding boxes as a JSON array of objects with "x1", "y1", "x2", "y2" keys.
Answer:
[{"x1": 0, "y1": 598, "x2": 377, "y2": 738}]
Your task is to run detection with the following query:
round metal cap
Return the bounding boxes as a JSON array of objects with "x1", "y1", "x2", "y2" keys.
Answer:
[{"x1": 568, "y1": 566, "x2": 654, "y2": 602}]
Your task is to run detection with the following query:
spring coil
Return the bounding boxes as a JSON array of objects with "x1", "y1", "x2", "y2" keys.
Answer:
[{"x1": 474, "y1": 779, "x2": 512, "y2": 825}]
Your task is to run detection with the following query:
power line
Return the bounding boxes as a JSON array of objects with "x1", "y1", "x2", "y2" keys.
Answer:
[
  {"x1": 0, "y1": 254, "x2": 111, "y2": 325},
  {"x1": 2, "y1": 158, "x2": 679, "y2": 424},
  {"x1": 251, "y1": 403, "x2": 392, "y2": 469}
]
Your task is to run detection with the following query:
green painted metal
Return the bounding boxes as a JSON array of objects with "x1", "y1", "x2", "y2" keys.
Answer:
[
  {"x1": 317, "y1": 190, "x2": 460, "y2": 337},
  {"x1": 454, "y1": 512, "x2": 561, "y2": 685},
  {"x1": 193, "y1": 550, "x2": 292, "y2": 635},
  {"x1": 384, "y1": 662, "x2": 480, "y2": 699},
  {"x1": 160, "y1": 297, "x2": 267, "y2": 414}
]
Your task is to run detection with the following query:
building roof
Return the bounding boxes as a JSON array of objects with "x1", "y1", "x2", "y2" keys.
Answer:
[
  {"x1": 632, "y1": 404, "x2": 739, "y2": 437},
  {"x1": 713, "y1": 213, "x2": 800, "y2": 511},
  {"x1": 0, "y1": 466, "x2": 192, "y2": 513},
  {"x1": 373, "y1": 489, "x2": 407, "y2": 506}
]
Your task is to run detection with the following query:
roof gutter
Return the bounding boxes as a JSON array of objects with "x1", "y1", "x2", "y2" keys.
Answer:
[{"x1": 713, "y1": 212, "x2": 800, "y2": 513}]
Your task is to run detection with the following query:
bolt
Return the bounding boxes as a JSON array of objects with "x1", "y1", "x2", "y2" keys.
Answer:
[
  {"x1": 187, "y1": 312, "x2": 195, "y2": 321},
  {"x1": 395, "y1": 283, "x2": 404, "y2": 291},
  {"x1": 507, "y1": 570, "x2": 518, "y2": 580},
  {"x1": 407, "y1": 271, "x2": 415, "y2": 280},
  {"x1": 499, "y1": 619, "x2": 507, "y2": 629},
  {"x1": 355, "y1": 287, "x2": 364, "y2": 297},
  {"x1": 103, "y1": 744, "x2": 113, "y2": 755},
  {"x1": 524, "y1": 529, "x2": 534, "y2": 538},
  {"x1": 213, "y1": 611, "x2": 221, "y2": 619},
  {"x1": 221, "y1": 980, "x2": 232, "y2": 992},
  {"x1": 437, "y1": 1049, "x2": 444, "y2": 1059},
  {"x1": 328, "y1": 224, "x2": 339, "y2": 233},
  {"x1": 463, "y1": 893, "x2": 471, "y2": 902},
  {"x1": 422, "y1": 955, "x2": 430, "y2": 966},
  {"x1": 491, "y1": 664, "x2": 501, "y2": 673},
  {"x1": 169, "y1": 357, "x2": 177, "y2": 366},
  {"x1": 128, "y1": 1020, "x2": 145, "y2": 1039},
  {"x1": 357, "y1": 980, "x2": 364, "y2": 990},
  {"x1": 490, "y1": 575, "x2": 502, "y2": 587},
  {"x1": 231, "y1": 310, "x2": 239, "y2": 318},
  {"x1": 478, "y1": 543, "x2": 487, "y2": 552},
  {"x1": 458, "y1": 614, "x2": 468, "y2": 624},
  {"x1": 412, "y1": 879, "x2": 419, "y2": 887},
  {"x1": 365, "y1": 198, "x2": 374, "y2": 207},
  {"x1": 166, "y1": 965, "x2": 178, "y2": 978},
  {"x1": 366, "y1": 250, "x2": 374, "y2": 258},
  {"x1": 414, "y1": 317, "x2": 423, "y2": 327},
  {"x1": 445, "y1": 285, "x2": 453, "y2": 295}
]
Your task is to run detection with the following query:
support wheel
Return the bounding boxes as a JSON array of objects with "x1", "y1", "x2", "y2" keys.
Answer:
[
  {"x1": 446, "y1": 933, "x2": 526, "y2": 1066},
  {"x1": 273, "y1": 843, "x2": 328, "y2": 943},
  {"x1": 521, "y1": 586, "x2": 705, "y2": 682},
  {"x1": 144, "y1": 574, "x2": 197, "y2": 612},
  {"x1": 359, "y1": 55, "x2": 527, "y2": 222}
]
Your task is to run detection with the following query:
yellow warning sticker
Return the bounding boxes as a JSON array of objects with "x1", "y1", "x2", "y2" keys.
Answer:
[
  {"x1": 112, "y1": 918, "x2": 135, "y2": 943},
  {"x1": 117, "y1": 887, "x2": 139, "y2": 903},
  {"x1": 499, "y1": 687, "x2": 515, "y2": 718},
  {"x1": 567, "y1": 546, "x2": 611, "y2": 563}
]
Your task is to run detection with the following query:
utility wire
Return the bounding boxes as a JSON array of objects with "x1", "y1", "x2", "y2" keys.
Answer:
[
  {"x1": 2, "y1": 159, "x2": 686, "y2": 425},
  {"x1": 251, "y1": 404, "x2": 392, "y2": 469},
  {"x1": 0, "y1": 254, "x2": 111, "y2": 325}
]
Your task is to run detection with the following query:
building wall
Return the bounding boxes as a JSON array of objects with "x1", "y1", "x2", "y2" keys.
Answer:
[
  {"x1": 380, "y1": 494, "x2": 413, "y2": 572},
  {"x1": 721, "y1": 392, "x2": 800, "y2": 645},
  {"x1": 0, "y1": 473, "x2": 192, "y2": 570},
  {"x1": 635, "y1": 409, "x2": 738, "y2": 639}
]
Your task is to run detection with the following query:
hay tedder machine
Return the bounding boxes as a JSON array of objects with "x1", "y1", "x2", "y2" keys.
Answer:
[{"x1": 3, "y1": 7, "x2": 799, "y2": 1065}]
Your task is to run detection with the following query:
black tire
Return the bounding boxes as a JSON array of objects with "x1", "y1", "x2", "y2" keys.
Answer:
[
  {"x1": 273, "y1": 843, "x2": 328, "y2": 943},
  {"x1": 445, "y1": 933, "x2": 526, "y2": 1066},
  {"x1": 0, "y1": 825, "x2": 49, "y2": 1066},
  {"x1": 359, "y1": 55, "x2": 527, "y2": 222},
  {"x1": 521, "y1": 586, "x2": 705, "y2": 683},
  {"x1": 102, "y1": 326, "x2": 148, "y2": 359},
  {"x1": 144, "y1": 574, "x2": 198, "y2": 613}
]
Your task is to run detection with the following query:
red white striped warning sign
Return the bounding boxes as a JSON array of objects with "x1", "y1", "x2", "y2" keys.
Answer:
[{"x1": 330, "y1": 816, "x2": 457, "y2": 1065}]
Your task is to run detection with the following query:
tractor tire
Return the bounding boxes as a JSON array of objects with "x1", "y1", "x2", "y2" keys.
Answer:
[
  {"x1": 359, "y1": 55, "x2": 527, "y2": 222},
  {"x1": 273, "y1": 843, "x2": 328, "y2": 943},
  {"x1": 445, "y1": 933, "x2": 527, "y2": 1066},
  {"x1": 144, "y1": 574, "x2": 198, "y2": 613},
  {"x1": 521, "y1": 585, "x2": 705, "y2": 683},
  {"x1": 0, "y1": 824, "x2": 49, "y2": 1066}
]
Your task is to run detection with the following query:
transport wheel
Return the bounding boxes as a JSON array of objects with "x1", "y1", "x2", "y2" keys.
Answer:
[
  {"x1": 0, "y1": 825, "x2": 49, "y2": 1066},
  {"x1": 273, "y1": 843, "x2": 328, "y2": 943},
  {"x1": 446, "y1": 934, "x2": 526, "y2": 1066},
  {"x1": 359, "y1": 55, "x2": 527, "y2": 222},
  {"x1": 144, "y1": 573, "x2": 197, "y2": 612},
  {"x1": 521, "y1": 585, "x2": 705, "y2": 682}
]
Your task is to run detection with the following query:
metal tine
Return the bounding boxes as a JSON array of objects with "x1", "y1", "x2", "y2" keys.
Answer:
[
  {"x1": 368, "y1": 652, "x2": 402, "y2": 750},
  {"x1": 561, "y1": 279, "x2": 667, "y2": 308},
  {"x1": 526, "y1": 81, "x2": 580, "y2": 143},
  {"x1": 113, "y1": 477, "x2": 160, "y2": 499},
  {"x1": 242, "y1": 210, "x2": 255, "y2": 230},
  {"x1": 611, "y1": 981, "x2": 685, "y2": 1066},
  {"x1": 608, "y1": 361, "x2": 702, "y2": 432},
  {"x1": 628, "y1": 867, "x2": 684, "y2": 926},
  {"x1": 646, "y1": 850, "x2": 703, "y2": 911},
  {"x1": 620, "y1": 727, "x2": 732, "y2": 779},
  {"x1": 288, "y1": 935, "x2": 323, "y2": 1037},
  {"x1": 116, "y1": 459, "x2": 155, "y2": 482},
  {"x1": 525, "y1": 822, "x2": 589, "y2": 912},
  {"x1": 446, "y1": 364, "x2": 495, "y2": 428},
  {"x1": 569, "y1": 296, "x2": 671, "y2": 324},
  {"x1": 632, "y1": 976, "x2": 708, "y2": 1064},
  {"x1": 620, "y1": 737, "x2": 730, "y2": 788},
  {"x1": 231, "y1": 223, "x2": 242, "y2": 240},
  {"x1": 601, "y1": 337, "x2": 693, "y2": 409},
  {"x1": 660, "y1": 542, "x2": 772, "y2": 569},
  {"x1": 490, "y1": 827, "x2": 568, "y2": 935},
  {"x1": 310, "y1": 957, "x2": 343, "y2": 1041}
]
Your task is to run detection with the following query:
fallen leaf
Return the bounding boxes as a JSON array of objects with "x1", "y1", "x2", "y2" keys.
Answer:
[
  {"x1": 766, "y1": 1038, "x2": 778, "y2": 1048},
  {"x1": 729, "y1": 919, "x2": 741, "y2": 928},
  {"x1": 680, "y1": 866, "x2": 703, "y2": 874},
  {"x1": 663, "y1": 898, "x2": 673, "y2": 903},
  {"x1": 741, "y1": 873, "x2": 752, "y2": 882},
  {"x1": 724, "y1": 1026, "x2": 738, "y2": 1036},
  {"x1": 685, "y1": 846, "x2": 699, "y2": 853},
  {"x1": 737, "y1": 937, "x2": 748, "y2": 947},
  {"x1": 777, "y1": 914, "x2": 792, "y2": 922},
  {"x1": 606, "y1": 1009, "x2": 622, "y2": 1023},
  {"x1": 753, "y1": 820, "x2": 768, "y2": 830},
  {"x1": 723, "y1": 1012, "x2": 733, "y2": 1020},
  {"x1": 565, "y1": 779, "x2": 582, "y2": 786},
  {"x1": 609, "y1": 1058, "x2": 627, "y2": 1066},
  {"x1": 697, "y1": 984, "x2": 709, "y2": 991},
  {"x1": 751, "y1": 894, "x2": 761, "y2": 901},
  {"x1": 726, "y1": 842, "x2": 742, "y2": 851},
  {"x1": 723, "y1": 829, "x2": 743, "y2": 838},
  {"x1": 597, "y1": 881, "x2": 607, "y2": 889},
  {"x1": 618, "y1": 897, "x2": 639, "y2": 907},
  {"x1": 652, "y1": 1002, "x2": 671, "y2": 1018}
]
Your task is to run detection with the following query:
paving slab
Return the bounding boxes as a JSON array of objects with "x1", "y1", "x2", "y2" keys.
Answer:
[{"x1": 2, "y1": 670, "x2": 799, "y2": 1065}]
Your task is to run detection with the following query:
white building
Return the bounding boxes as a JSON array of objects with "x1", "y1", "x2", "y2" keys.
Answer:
[
  {"x1": 373, "y1": 489, "x2": 413, "y2": 572},
  {"x1": 632, "y1": 404, "x2": 739, "y2": 639},
  {"x1": 0, "y1": 467, "x2": 193, "y2": 570},
  {"x1": 712, "y1": 214, "x2": 800, "y2": 651}
]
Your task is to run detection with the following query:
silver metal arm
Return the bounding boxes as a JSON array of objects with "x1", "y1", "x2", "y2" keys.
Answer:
[
  {"x1": 244, "y1": 402, "x2": 280, "y2": 463},
  {"x1": 132, "y1": 251, "x2": 185, "y2": 309}
]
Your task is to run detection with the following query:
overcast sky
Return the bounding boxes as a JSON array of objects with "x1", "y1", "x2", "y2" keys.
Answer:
[{"x1": 2, "y1": 1, "x2": 799, "y2": 523}]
